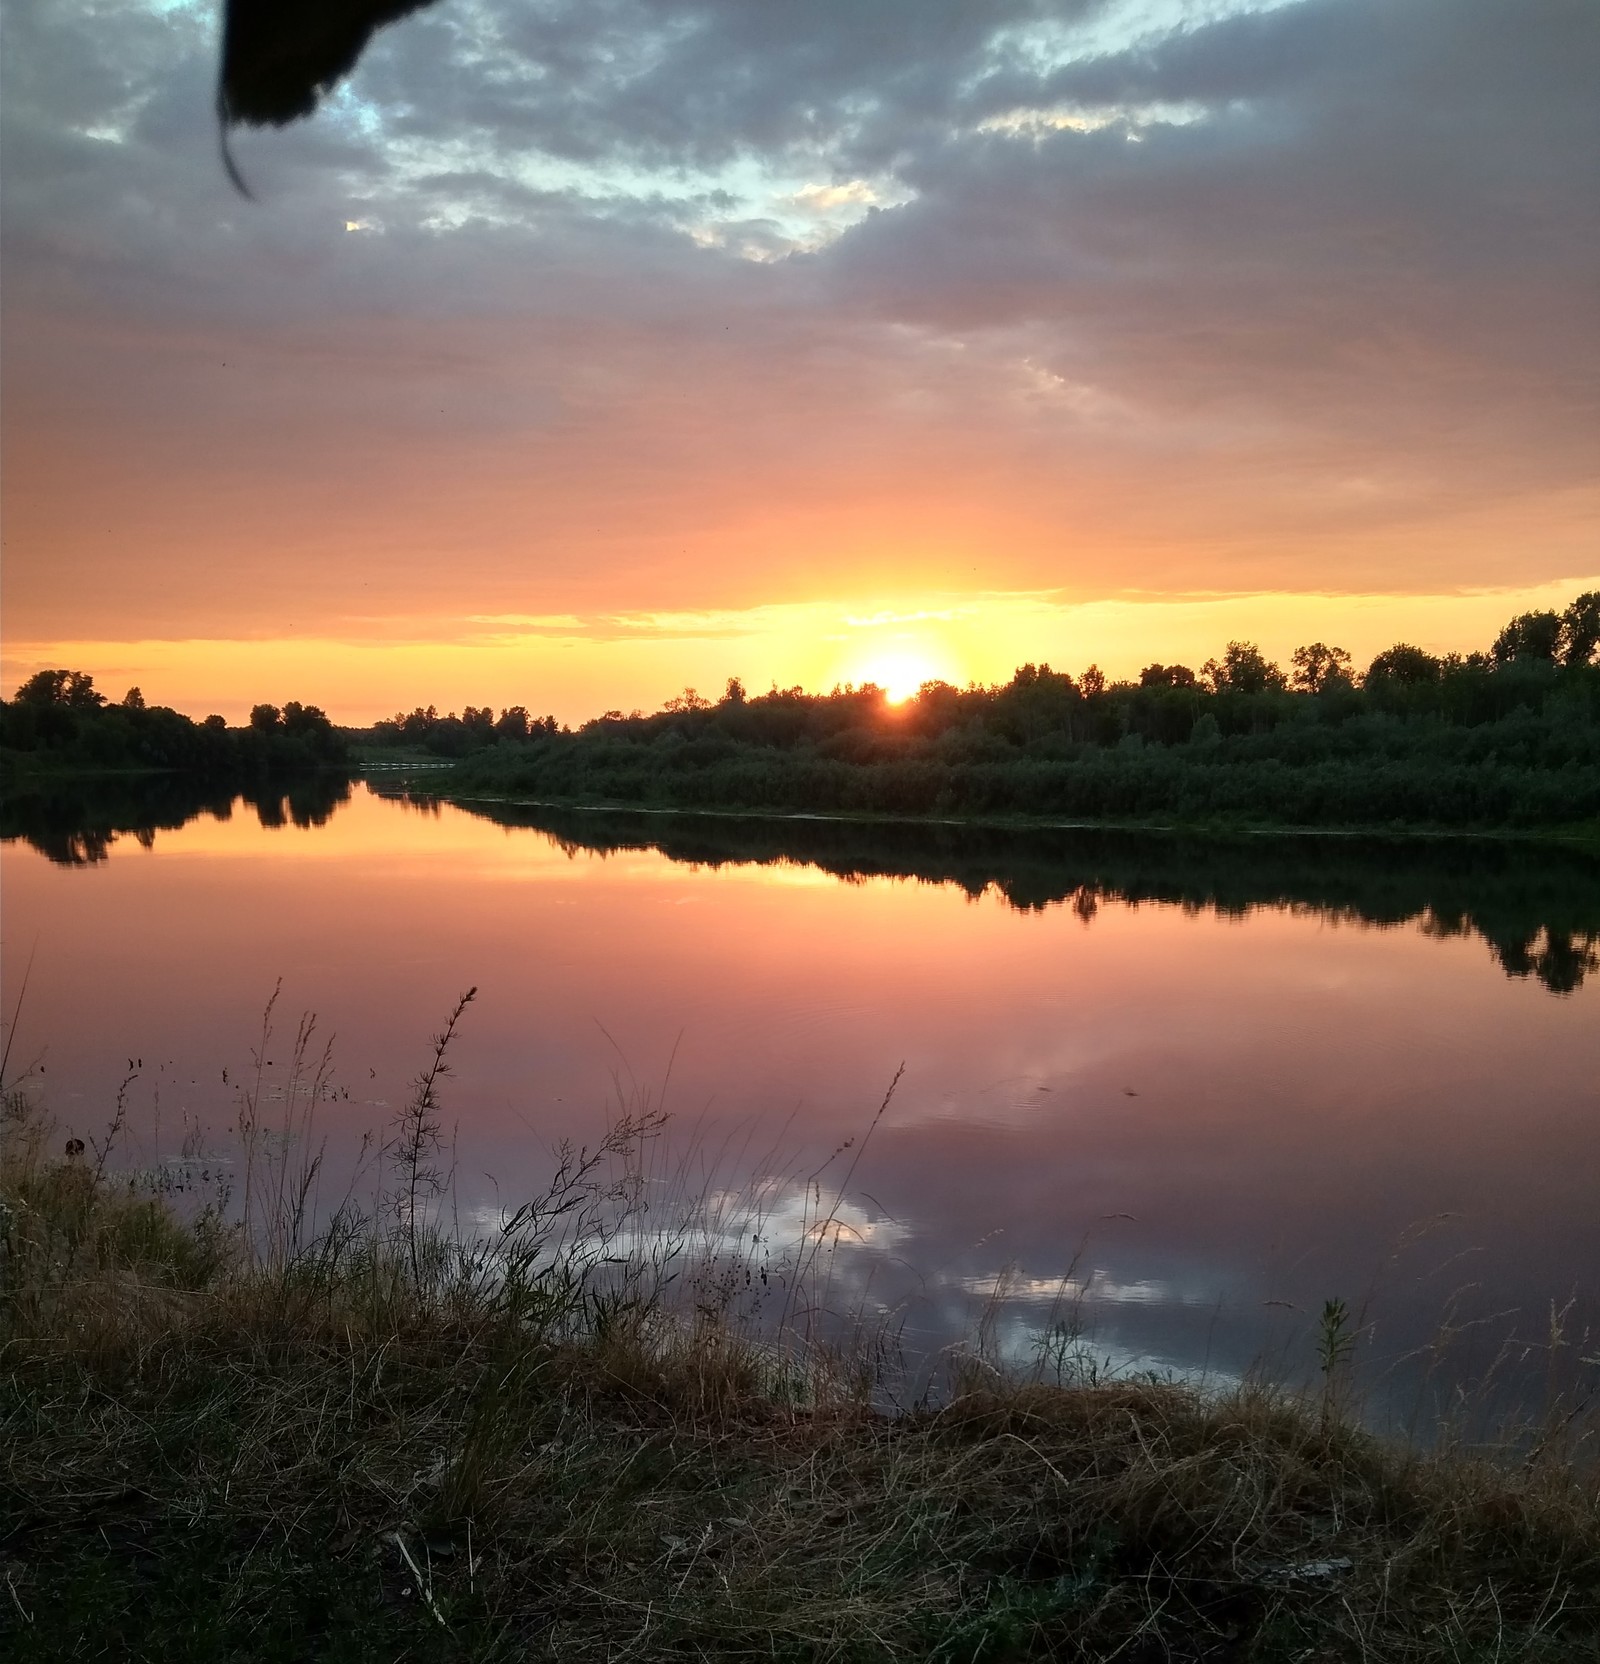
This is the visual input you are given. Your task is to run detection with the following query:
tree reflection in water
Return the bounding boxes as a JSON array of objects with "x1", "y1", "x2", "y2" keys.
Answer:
[
  {"x1": 0, "y1": 774, "x2": 353, "y2": 867},
  {"x1": 431, "y1": 796, "x2": 1600, "y2": 996},
  {"x1": 4, "y1": 777, "x2": 1595, "y2": 993}
]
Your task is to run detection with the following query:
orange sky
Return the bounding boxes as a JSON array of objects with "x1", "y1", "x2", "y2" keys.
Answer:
[
  {"x1": 7, "y1": 580, "x2": 1598, "y2": 726},
  {"x1": 3, "y1": 0, "x2": 1597, "y2": 722}
]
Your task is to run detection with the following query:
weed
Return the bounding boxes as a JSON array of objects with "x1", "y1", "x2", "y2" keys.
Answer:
[
  {"x1": 1318, "y1": 1294, "x2": 1359, "y2": 1426},
  {"x1": 391, "y1": 985, "x2": 476, "y2": 1281},
  {"x1": 1, "y1": 1037, "x2": 1596, "y2": 1661}
]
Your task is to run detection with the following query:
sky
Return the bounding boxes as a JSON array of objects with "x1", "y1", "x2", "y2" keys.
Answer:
[{"x1": 2, "y1": 0, "x2": 1597, "y2": 722}]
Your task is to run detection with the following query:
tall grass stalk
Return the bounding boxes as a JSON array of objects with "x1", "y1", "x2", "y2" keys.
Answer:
[
  {"x1": 2, "y1": 1019, "x2": 1596, "y2": 1660},
  {"x1": 391, "y1": 985, "x2": 476, "y2": 1281}
]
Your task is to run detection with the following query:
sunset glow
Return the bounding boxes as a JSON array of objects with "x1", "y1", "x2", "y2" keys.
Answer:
[
  {"x1": 2, "y1": 2, "x2": 1596, "y2": 718},
  {"x1": 5, "y1": 579, "x2": 1596, "y2": 725},
  {"x1": 854, "y1": 650, "x2": 950, "y2": 704}
]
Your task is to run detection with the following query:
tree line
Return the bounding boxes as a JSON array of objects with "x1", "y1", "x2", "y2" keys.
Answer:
[
  {"x1": 365, "y1": 703, "x2": 561, "y2": 757},
  {"x1": 0, "y1": 670, "x2": 350, "y2": 777},
  {"x1": 435, "y1": 593, "x2": 1600, "y2": 834}
]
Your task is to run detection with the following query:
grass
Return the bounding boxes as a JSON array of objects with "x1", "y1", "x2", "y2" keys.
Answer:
[{"x1": 2, "y1": 1034, "x2": 1597, "y2": 1661}]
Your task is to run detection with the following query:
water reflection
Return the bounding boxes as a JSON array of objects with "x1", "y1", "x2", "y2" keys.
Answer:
[
  {"x1": 3, "y1": 780, "x2": 1596, "y2": 1414},
  {"x1": 433, "y1": 794, "x2": 1600, "y2": 995},
  {"x1": 12, "y1": 770, "x2": 1596, "y2": 999},
  {"x1": 0, "y1": 773, "x2": 353, "y2": 865}
]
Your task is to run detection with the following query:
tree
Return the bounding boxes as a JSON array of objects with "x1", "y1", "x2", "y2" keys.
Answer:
[
  {"x1": 1492, "y1": 610, "x2": 1563, "y2": 665},
  {"x1": 1365, "y1": 644, "x2": 1442, "y2": 686},
  {"x1": 1201, "y1": 642, "x2": 1285, "y2": 695},
  {"x1": 1079, "y1": 665, "x2": 1106, "y2": 697},
  {"x1": 1290, "y1": 643, "x2": 1352, "y2": 694},
  {"x1": 122, "y1": 686, "x2": 147, "y2": 710},
  {"x1": 282, "y1": 700, "x2": 335, "y2": 738},
  {"x1": 249, "y1": 703, "x2": 282, "y2": 732},
  {"x1": 1561, "y1": 591, "x2": 1600, "y2": 668},
  {"x1": 1139, "y1": 663, "x2": 1198, "y2": 689},
  {"x1": 14, "y1": 669, "x2": 106, "y2": 709}
]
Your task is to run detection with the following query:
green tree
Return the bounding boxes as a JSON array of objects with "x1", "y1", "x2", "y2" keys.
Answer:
[
  {"x1": 1492, "y1": 610, "x2": 1563, "y2": 665},
  {"x1": 1202, "y1": 642, "x2": 1285, "y2": 695},
  {"x1": 14, "y1": 669, "x2": 106, "y2": 709},
  {"x1": 1560, "y1": 591, "x2": 1600, "y2": 668},
  {"x1": 281, "y1": 701, "x2": 334, "y2": 738},
  {"x1": 1290, "y1": 643, "x2": 1352, "y2": 693},
  {"x1": 1365, "y1": 643, "x2": 1442, "y2": 686}
]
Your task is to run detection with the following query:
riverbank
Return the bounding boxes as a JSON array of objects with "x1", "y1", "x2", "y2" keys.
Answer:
[{"x1": 3, "y1": 1103, "x2": 1595, "y2": 1661}]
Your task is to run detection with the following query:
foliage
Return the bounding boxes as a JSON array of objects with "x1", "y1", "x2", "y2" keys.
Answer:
[
  {"x1": 1, "y1": 669, "x2": 350, "y2": 778},
  {"x1": 443, "y1": 670, "x2": 1600, "y2": 834},
  {"x1": 1202, "y1": 638, "x2": 1288, "y2": 694},
  {"x1": 366, "y1": 703, "x2": 562, "y2": 758},
  {"x1": 433, "y1": 594, "x2": 1600, "y2": 836},
  {"x1": 1291, "y1": 641, "x2": 1353, "y2": 693}
]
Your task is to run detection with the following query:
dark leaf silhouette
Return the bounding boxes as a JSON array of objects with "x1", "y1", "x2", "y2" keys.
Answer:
[{"x1": 219, "y1": 0, "x2": 438, "y2": 129}]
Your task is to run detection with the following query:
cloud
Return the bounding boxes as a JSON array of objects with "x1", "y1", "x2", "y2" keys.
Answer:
[
  {"x1": 2, "y1": 0, "x2": 1596, "y2": 655},
  {"x1": 827, "y1": 0, "x2": 1599, "y2": 470}
]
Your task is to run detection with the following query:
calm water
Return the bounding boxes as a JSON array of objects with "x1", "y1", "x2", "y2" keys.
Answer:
[{"x1": 4, "y1": 778, "x2": 1598, "y2": 1411}]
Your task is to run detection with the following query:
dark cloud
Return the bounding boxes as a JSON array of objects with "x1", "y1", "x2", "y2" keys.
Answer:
[
  {"x1": 365, "y1": 0, "x2": 1086, "y2": 169},
  {"x1": 2, "y1": 0, "x2": 1596, "y2": 641},
  {"x1": 823, "y1": 0, "x2": 1599, "y2": 511}
]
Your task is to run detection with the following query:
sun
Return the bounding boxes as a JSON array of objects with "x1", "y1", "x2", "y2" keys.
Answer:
[{"x1": 858, "y1": 650, "x2": 944, "y2": 704}]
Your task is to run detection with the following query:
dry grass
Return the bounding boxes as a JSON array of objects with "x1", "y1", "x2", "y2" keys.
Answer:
[{"x1": 2, "y1": 1079, "x2": 1597, "y2": 1661}]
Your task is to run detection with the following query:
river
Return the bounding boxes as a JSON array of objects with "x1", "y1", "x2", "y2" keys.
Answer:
[{"x1": 4, "y1": 776, "x2": 1597, "y2": 1419}]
